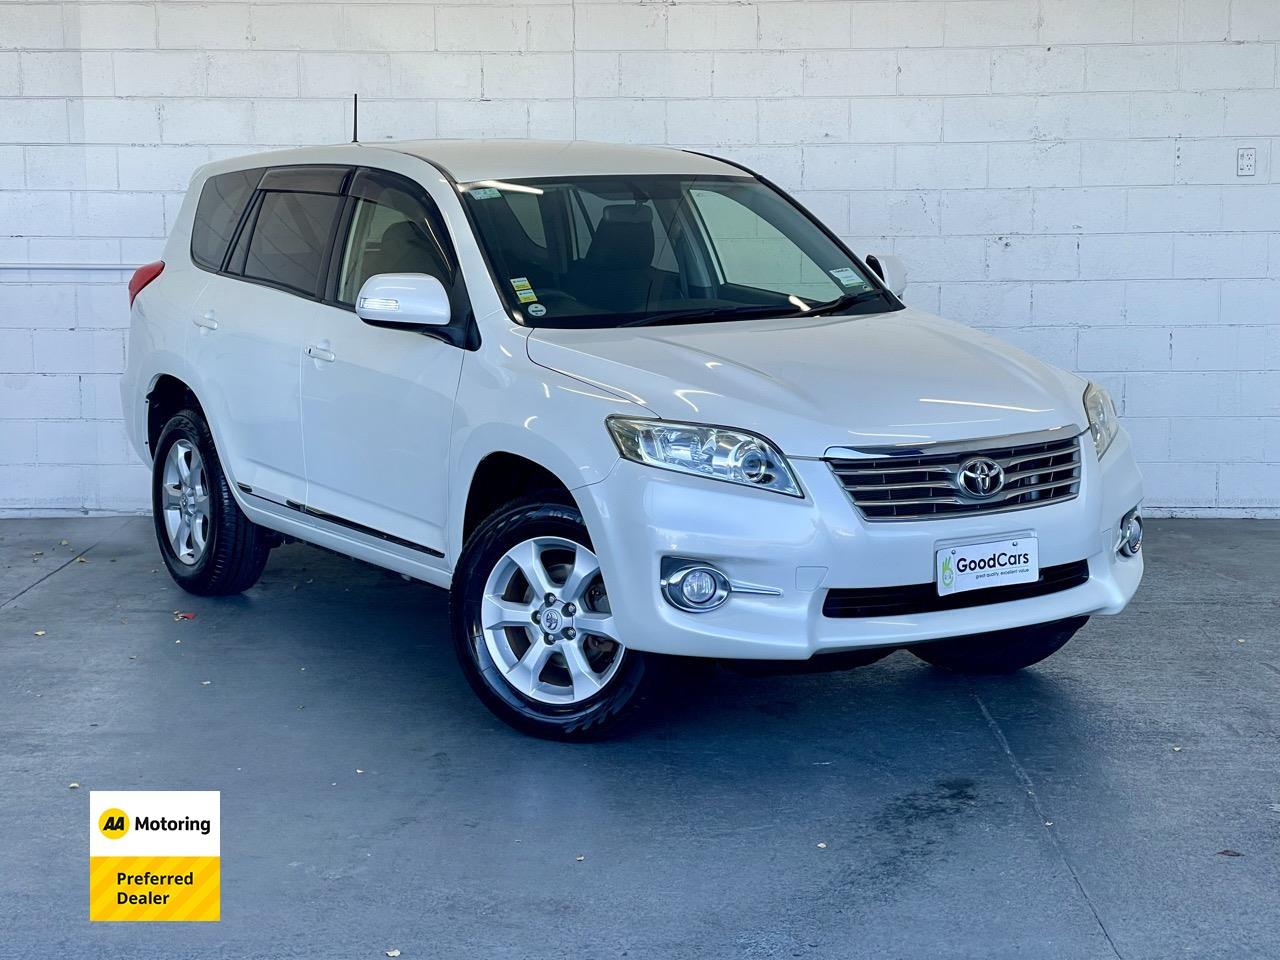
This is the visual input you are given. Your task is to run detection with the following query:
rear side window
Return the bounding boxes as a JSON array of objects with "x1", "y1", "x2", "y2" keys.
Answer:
[
  {"x1": 242, "y1": 191, "x2": 343, "y2": 296},
  {"x1": 190, "y1": 168, "x2": 262, "y2": 270}
]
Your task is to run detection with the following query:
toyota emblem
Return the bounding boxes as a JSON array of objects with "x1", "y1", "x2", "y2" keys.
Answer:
[
  {"x1": 956, "y1": 456, "x2": 1006, "y2": 499},
  {"x1": 539, "y1": 608, "x2": 563, "y2": 633}
]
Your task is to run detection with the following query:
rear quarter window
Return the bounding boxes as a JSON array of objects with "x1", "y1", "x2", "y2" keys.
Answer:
[{"x1": 190, "y1": 168, "x2": 262, "y2": 270}]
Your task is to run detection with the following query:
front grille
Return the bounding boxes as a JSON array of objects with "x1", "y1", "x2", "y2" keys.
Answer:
[
  {"x1": 822, "y1": 559, "x2": 1090, "y2": 618},
  {"x1": 828, "y1": 431, "x2": 1082, "y2": 521}
]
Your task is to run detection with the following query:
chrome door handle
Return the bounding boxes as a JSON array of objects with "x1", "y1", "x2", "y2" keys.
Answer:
[
  {"x1": 194, "y1": 311, "x2": 217, "y2": 330},
  {"x1": 306, "y1": 345, "x2": 335, "y2": 363}
]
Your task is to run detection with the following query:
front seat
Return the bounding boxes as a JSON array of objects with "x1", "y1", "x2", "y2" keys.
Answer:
[{"x1": 573, "y1": 204, "x2": 657, "y2": 313}]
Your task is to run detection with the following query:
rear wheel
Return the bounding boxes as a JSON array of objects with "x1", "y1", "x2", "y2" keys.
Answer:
[
  {"x1": 451, "y1": 499, "x2": 651, "y2": 740},
  {"x1": 909, "y1": 616, "x2": 1088, "y2": 674},
  {"x1": 151, "y1": 409, "x2": 271, "y2": 596}
]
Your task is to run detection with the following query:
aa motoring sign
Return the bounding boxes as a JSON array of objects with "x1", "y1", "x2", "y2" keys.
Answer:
[{"x1": 88, "y1": 791, "x2": 220, "y2": 922}]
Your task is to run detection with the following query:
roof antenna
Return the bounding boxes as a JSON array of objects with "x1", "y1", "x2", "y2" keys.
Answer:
[{"x1": 351, "y1": 93, "x2": 359, "y2": 143}]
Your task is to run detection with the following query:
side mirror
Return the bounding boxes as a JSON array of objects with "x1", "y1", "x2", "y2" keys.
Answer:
[
  {"x1": 864, "y1": 253, "x2": 907, "y2": 299},
  {"x1": 355, "y1": 273, "x2": 451, "y2": 328}
]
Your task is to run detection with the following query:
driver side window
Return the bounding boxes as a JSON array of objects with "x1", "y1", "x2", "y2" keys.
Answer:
[{"x1": 336, "y1": 185, "x2": 453, "y2": 306}]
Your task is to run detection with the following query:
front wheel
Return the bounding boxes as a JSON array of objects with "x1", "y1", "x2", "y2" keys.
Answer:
[
  {"x1": 909, "y1": 616, "x2": 1089, "y2": 674},
  {"x1": 450, "y1": 499, "x2": 651, "y2": 740}
]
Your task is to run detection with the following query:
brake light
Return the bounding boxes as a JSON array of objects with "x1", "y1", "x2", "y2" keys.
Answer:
[{"x1": 128, "y1": 261, "x2": 165, "y2": 306}]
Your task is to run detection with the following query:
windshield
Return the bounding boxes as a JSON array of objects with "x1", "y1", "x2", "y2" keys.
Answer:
[{"x1": 459, "y1": 174, "x2": 898, "y2": 329}]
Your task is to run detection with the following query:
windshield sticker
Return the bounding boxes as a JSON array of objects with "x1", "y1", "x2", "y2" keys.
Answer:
[
  {"x1": 527, "y1": 303, "x2": 547, "y2": 318},
  {"x1": 829, "y1": 267, "x2": 866, "y2": 288},
  {"x1": 510, "y1": 277, "x2": 539, "y2": 303},
  {"x1": 470, "y1": 187, "x2": 501, "y2": 200}
]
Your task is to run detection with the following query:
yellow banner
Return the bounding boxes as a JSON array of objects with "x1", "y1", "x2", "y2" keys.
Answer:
[{"x1": 89, "y1": 856, "x2": 220, "y2": 922}]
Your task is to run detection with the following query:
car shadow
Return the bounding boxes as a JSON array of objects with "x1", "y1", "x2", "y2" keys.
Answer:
[{"x1": 241, "y1": 542, "x2": 1097, "y2": 779}]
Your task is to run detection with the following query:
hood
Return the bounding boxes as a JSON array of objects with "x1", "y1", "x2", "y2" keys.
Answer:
[{"x1": 526, "y1": 309, "x2": 1088, "y2": 457}]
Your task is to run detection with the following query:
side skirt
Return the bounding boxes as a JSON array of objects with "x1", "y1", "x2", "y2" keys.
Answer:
[{"x1": 234, "y1": 487, "x2": 453, "y2": 590}]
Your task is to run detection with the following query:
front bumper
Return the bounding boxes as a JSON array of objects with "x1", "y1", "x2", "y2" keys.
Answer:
[{"x1": 576, "y1": 429, "x2": 1144, "y2": 660}]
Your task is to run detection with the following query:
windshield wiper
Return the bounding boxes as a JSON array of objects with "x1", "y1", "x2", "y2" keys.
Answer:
[
  {"x1": 805, "y1": 288, "x2": 886, "y2": 316},
  {"x1": 618, "y1": 288, "x2": 886, "y2": 328},
  {"x1": 619, "y1": 303, "x2": 802, "y2": 328}
]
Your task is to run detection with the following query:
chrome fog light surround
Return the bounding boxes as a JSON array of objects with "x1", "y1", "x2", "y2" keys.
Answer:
[
  {"x1": 661, "y1": 562, "x2": 731, "y2": 612},
  {"x1": 1118, "y1": 508, "x2": 1143, "y2": 557}
]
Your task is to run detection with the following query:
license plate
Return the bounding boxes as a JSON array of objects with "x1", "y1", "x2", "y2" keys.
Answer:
[{"x1": 936, "y1": 537, "x2": 1039, "y2": 596}]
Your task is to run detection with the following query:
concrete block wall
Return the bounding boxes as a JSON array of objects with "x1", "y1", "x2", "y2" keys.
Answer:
[{"x1": 1, "y1": 0, "x2": 1278, "y2": 515}]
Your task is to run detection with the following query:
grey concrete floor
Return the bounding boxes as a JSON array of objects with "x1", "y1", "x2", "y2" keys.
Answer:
[{"x1": 1, "y1": 517, "x2": 1277, "y2": 959}]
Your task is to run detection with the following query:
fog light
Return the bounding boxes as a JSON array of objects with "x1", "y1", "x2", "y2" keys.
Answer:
[
  {"x1": 662, "y1": 564, "x2": 730, "y2": 612},
  {"x1": 681, "y1": 569, "x2": 718, "y2": 604},
  {"x1": 1118, "y1": 509, "x2": 1143, "y2": 557}
]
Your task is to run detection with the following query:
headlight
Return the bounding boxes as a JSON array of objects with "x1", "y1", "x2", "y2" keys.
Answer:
[
  {"x1": 606, "y1": 417, "x2": 802, "y2": 497},
  {"x1": 1083, "y1": 382, "x2": 1119, "y2": 460}
]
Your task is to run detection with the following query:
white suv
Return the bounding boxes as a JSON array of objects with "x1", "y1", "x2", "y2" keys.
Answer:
[{"x1": 121, "y1": 140, "x2": 1144, "y2": 739}]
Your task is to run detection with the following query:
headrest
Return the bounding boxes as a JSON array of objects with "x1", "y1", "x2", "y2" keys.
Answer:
[
  {"x1": 381, "y1": 219, "x2": 431, "y2": 247},
  {"x1": 601, "y1": 203, "x2": 653, "y2": 225},
  {"x1": 586, "y1": 222, "x2": 654, "y2": 271}
]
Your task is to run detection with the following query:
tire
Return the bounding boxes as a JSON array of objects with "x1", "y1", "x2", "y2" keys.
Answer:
[
  {"x1": 909, "y1": 616, "x2": 1088, "y2": 674},
  {"x1": 450, "y1": 498, "x2": 651, "y2": 741},
  {"x1": 151, "y1": 409, "x2": 271, "y2": 596}
]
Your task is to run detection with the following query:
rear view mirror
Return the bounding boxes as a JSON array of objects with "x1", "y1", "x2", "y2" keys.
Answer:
[
  {"x1": 355, "y1": 273, "x2": 451, "y2": 328},
  {"x1": 863, "y1": 253, "x2": 907, "y2": 299}
]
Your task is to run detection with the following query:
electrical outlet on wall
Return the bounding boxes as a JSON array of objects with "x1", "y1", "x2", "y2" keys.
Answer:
[{"x1": 1237, "y1": 147, "x2": 1257, "y2": 177}]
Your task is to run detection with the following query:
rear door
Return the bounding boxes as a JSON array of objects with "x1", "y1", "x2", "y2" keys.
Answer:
[
  {"x1": 298, "y1": 167, "x2": 469, "y2": 556},
  {"x1": 188, "y1": 165, "x2": 348, "y2": 506}
]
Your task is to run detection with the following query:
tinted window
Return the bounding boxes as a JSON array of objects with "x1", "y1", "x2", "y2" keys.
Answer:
[
  {"x1": 242, "y1": 191, "x2": 342, "y2": 296},
  {"x1": 336, "y1": 185, "x2": 453, "y2": 305},
  {"x1": 190, "y1": 168, "x2": 261, "y2": 270},
  {"x1": 225, "y1": 192, "x2": 258, "y2": 276}
]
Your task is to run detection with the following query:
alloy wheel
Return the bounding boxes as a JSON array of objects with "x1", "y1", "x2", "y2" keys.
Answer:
[
  {"x1": 479, "y1": 536, "x2": 624, "y2": 704},
  {"x1": 161, "y1": 438, "x2": 211, "y2": 565}
]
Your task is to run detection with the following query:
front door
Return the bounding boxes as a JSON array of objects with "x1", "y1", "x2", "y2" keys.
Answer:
[{"x1": 299, "y1": 168, "x2": 466, "y2": 555}]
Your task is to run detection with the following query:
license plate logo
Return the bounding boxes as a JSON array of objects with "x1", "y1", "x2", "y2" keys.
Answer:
[{"x1": 937, "y1": 537, "x2": 1039, "y2": 596}]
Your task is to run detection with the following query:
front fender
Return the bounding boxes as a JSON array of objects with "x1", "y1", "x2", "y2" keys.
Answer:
[{"x1": 447, "y1": 336, "x2": 655, "y2": 565}]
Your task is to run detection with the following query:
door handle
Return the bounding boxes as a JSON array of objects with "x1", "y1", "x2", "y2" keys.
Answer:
[
  {"x1": 306, "y1": 344, "x2": 335, "y2": 363},
  {"x1": 193, "y1": 310, "x2": 217, "y2": 330}
]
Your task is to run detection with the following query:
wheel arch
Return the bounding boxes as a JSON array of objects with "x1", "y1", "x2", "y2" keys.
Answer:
[
  {"x1": 146, "y1": 373, "x2": 206, "y2": 457},
  {"x1": 446, "y1": 361, "x2": 645, "y2": 569},
  {"x1": 459, "y1": 451, "x2": 579, "y2": 550}
]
